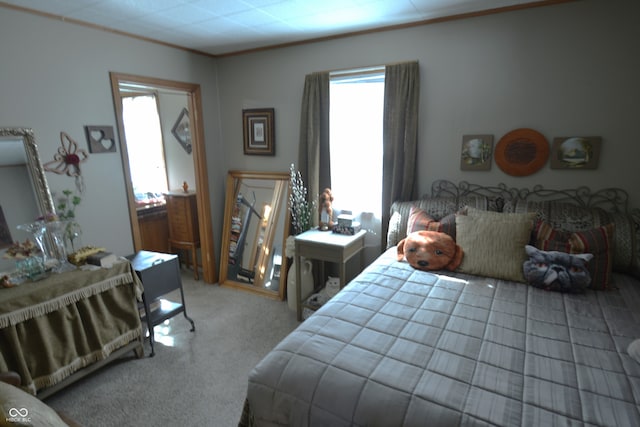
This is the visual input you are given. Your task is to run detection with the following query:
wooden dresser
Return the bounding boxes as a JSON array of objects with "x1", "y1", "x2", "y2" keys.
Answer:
[
  {"x1": 165, "y1": 191, "x2": 200, "y2": 280},
  {"x1": 137, "y1": 204, "x2": 169, "y2": 253}
]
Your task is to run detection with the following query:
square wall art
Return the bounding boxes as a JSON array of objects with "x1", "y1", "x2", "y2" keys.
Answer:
[{"x1": 460, "y1": 134, "x2": 493, "y2": 171}]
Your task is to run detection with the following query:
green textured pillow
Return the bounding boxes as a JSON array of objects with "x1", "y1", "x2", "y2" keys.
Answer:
[
  {"x1": 0, "y1": 381, "x2": 68, "y2": 426},
  {"x1": 456, "y1": 212, "x2": 536, "y2": 282}
]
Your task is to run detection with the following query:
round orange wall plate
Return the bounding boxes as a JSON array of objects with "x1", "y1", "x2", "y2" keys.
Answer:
[{"x1": 494, "y1": 128, "x2": 549, "y2": 176}]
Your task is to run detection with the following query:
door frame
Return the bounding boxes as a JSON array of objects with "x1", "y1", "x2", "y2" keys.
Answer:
[{"x1": 109, "y1": 71, "x2": 217, "y2": 283}]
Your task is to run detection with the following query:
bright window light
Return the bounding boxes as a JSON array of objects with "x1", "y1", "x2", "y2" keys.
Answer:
[
  {"x1": 329, "y1": 72, "x2": 384, "y2": 216},
  {"x1": 122, "y1": 95, "x2": 168, "y2": 205}
]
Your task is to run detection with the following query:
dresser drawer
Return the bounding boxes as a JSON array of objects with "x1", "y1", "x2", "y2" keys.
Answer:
[{"x1": 165, "y1": 192, "x2": 199, "y2": 242}]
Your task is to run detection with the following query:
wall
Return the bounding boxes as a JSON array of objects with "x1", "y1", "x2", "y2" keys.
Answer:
[
  {"x1": 216, "y1": 0, "x2": 640, "y2": 210},
  {"x1": 0, "y1": 7, "x2": 222, "y2": 259},
  {"x1": 157, "y1": 91, "x2": 197, "y2": 193}
]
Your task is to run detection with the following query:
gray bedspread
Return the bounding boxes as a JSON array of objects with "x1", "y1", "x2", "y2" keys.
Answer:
[{"x1": 247, "y1": 248, "x2": 640, "y2": 426}]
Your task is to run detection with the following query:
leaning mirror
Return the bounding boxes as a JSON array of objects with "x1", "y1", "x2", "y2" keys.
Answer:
[
  {"x1": 219, "y1": 170, "x2": 290, "y2": 299},
  {"x1": 0, "y1": 128, "x2": 55, "y2": 273}
]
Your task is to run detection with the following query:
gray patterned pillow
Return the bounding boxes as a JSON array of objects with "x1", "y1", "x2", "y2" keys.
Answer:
[{"x1": 513, "y1": 200, "x2": 604, "y2": 231}]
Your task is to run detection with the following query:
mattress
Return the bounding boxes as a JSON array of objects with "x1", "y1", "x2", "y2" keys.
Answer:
[{"x1": 246, "y1": 248, "x2": 640, "y2": 426}]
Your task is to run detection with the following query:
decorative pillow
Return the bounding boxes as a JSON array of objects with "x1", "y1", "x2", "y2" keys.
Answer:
[
  {"x1": 397, "y1": 230, "x2": 463, "y2": 271},
  {"x1": 0, "y1": 381, "x2": 68, "y2": 426},
  {"x1": 509, "y1": 200, "x2": 604, "y2": 231},
  {"x1": 455, "y1": 212, "x2": 536, "y2": 282},
  {"x1": 503, "y1": 200, "x2": 639, "y2": 277},
  {"x1": 386, "y1": 196, "x2": 491, "y2": 248},
  {"x1": 523, "y1": 245, "x2": 593, "y2": 293},
  {"x1": 533, "y1": 221, "x2": 614, "y2": 290},
  {"x1": 387, "y1": 210, "x2": 404, "y2": 249},
  {"x1": 598, "y1": 211, "x2": 639, "y2": 277},
  {"x1": 407, "y1": 206, "x2": 456, "y2": 239}
]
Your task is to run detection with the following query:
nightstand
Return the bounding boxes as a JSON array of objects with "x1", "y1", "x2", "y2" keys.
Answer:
[{"x1": 294, "y1": 229, "x2": 367, "y2": 321}]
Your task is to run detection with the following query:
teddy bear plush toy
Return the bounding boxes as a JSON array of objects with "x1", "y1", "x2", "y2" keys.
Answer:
[
  {"x1": 397, "y1": 230, "x2": 464, "y2": 271},
  {"x1": 318, "y1": 188, "x2": 334, "y2": 231}
]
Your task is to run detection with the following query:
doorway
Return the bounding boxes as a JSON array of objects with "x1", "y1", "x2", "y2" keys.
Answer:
[{"x1": 109, "y1": 72, "x2": 217, "y2": 283}]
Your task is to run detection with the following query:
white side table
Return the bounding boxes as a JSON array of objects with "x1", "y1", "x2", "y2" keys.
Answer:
[{"x1": 295, "y1": 229, "x2": 367, "y2": 321}]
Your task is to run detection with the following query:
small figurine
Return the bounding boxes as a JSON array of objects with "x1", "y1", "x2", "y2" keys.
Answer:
[
  {"x1": 325, "y1": 276, "x2": 340, "y2": 298},
  {"x1": 318, "y1": 188, "x2": 334, "y2": 231},
  {"x1": 182, "y1": 181, "x2": 189, "y2": 193},
  {"x1": 1, "y1": 275, "x2": 14, "y2": 288}
]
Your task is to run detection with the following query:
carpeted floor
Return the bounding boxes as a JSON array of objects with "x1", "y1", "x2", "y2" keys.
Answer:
[{"x1": 44, "y1": 272, "x2": 300, "y2": 426}]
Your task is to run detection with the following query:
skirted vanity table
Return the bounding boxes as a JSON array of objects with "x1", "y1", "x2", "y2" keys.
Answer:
[
  {"x1": 0, "y1": 128, "x2": 144, "y2": 397},
  {"x1": 0, "y1": 261, "x2": 144, "y2": 397}
]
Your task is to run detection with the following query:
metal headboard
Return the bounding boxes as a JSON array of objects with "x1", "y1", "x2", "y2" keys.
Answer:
[{"x1": 429, "y1": 180, "x2": 636, "y2": 215}]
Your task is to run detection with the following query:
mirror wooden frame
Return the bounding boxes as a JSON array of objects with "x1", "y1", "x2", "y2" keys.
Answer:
[
  {"x1": 0, "y1": 127, "x2": 55, "y2": 216},
  {"x1": 219, "y1": 170, "x2": 290, "y2": 300}
]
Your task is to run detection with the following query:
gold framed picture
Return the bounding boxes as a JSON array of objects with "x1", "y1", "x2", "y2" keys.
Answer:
[{"x1": 243, "y1": 108, "x2": 275, "y2": 156}]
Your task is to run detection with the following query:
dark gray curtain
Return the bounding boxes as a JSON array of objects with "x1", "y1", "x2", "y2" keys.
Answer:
[
  {"x1": 298, "y1": 71, "x2": 330, "y2": 227},
  {"x1": 381, "y1": 61, "x2": 420, "y2": 248},
  {"x1": 298, "y1": 64, "x2": 418, "y2": 246}
]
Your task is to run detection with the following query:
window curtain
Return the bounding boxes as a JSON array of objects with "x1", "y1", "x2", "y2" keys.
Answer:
[
  {"x1": 297, "y1": 63, "x2": 419, "y2": 251},
  {"x1": 381, "y1": 61, "x2": 420, "y2": 248},
  {"x1": 297, "y1": 71, "x2": 330, "y2": 229}
]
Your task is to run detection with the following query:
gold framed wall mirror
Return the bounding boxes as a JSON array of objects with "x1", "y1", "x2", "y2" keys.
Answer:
[
  {"x1": 0, "y1": 128, "x2": 55, "y2": 272},
  {"x1": 219, "y1": 170, "x2": 290, "y2": 299},
  {"x1": 109, "y1": 72, "x2": 217, "y2": 283}
]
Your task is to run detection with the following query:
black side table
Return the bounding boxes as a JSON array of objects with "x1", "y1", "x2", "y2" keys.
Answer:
[{"x1": 127, "y1": 250, "x2": 195, "y2": 356}]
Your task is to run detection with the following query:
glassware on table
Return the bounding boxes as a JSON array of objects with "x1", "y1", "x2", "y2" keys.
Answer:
[
  {"x1": 16, "y1": 221, "x2": 51, "y2": 268},
  {"x1": 16, "y1": 256, "x2": 46, "y2": 281},
  {"x1": 44, "y1": 220, "x2": 77, "y2": 273}
]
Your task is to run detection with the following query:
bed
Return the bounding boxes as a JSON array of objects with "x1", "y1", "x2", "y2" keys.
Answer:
[{"x1": 242, "y1": 181, "x2": 640, "y2": 427}]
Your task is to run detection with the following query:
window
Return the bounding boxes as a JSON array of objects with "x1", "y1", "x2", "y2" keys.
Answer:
[
  {"x1": 121, "y1": 94, "x2": 168, "y2": 207},
  {"x1": 329, "y1": 69, "x2": 385, "y2": 217}
]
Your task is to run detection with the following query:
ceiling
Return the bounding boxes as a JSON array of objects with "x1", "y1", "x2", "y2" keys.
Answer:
[{"x1": 0, "y1": 0, "x2": 560, "y2": 57}]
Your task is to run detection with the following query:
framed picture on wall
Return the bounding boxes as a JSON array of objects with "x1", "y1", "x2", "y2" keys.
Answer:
[
  {"x1": 172, "y1": 108, "x2": 192, "y2": 154},
  {"x1": 550, "y1": 136, "x2": 601, "y2": 169},
  {"x1": 85, "y1": 125, "x2": 116, "y2": 153},
  {"x1": 243, "y1": 108, "x2": 275, "y2": 156},
  {"x1": 460, "y1": 134, "x2": 493, "y2": 171}
]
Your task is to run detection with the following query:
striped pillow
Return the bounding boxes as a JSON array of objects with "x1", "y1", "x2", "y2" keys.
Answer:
[
  {"x1": 455, "y1": 212, "x2": 535, "y2": 282},
  {"x1": 407, "y1": 206, "x2": 456, "y2": 239},
  {"x1": 533, "y1": 221, "x2": 614, "y2": 290}
]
